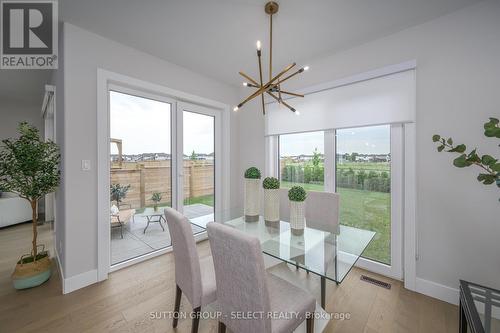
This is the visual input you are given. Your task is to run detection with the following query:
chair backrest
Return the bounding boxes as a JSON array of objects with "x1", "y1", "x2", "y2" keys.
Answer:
[
  {"x1": 207, "y1": 222, "x2": 272, "y2": 333},
  {"x1": 279, "y1": 188, "x2": 290, "y2": 222},
  {"x1": 164, "y1": 207, "x2": 203, "y2": 308},
  {"x1": 305, "y1": 190, "x2": 340, "y2": 233}
]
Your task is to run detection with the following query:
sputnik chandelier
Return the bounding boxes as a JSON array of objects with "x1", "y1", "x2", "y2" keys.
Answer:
[{"x1": 233, "y1": 1, "x2": 308, "y2": 115}]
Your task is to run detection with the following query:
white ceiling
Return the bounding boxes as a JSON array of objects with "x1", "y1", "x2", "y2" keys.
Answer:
[
  {"x1": 0, "y1": 0, "x2": 482, "y2": 105},
  {"x1": 60, "y1": 0, "x2": 481, "y2": 86}
]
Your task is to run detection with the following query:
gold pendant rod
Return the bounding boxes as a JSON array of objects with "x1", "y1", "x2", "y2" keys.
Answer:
[{"x1": 269, "y1": 13, "x2": 273, "y2": 82}]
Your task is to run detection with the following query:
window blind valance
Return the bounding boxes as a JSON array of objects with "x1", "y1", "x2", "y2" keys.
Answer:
[{"x1": 265, "y1": 69, "x2": 416, "y2": 136}]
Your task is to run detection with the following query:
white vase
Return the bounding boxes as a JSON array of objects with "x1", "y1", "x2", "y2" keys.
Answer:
[
  {"x1": 244, "y1": 178, "x2": 260, "y2": 222},
  {"x1": 289, "y1": 200, "x2": 305, "y2": 234},
  {"x1": 264, "y1": 189, "x2": 280, "y2": 223}
]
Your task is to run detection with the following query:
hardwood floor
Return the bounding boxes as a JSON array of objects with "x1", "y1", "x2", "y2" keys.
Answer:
[{"x1": 0, "y1": 232, "x2": 458, "y2": 333}]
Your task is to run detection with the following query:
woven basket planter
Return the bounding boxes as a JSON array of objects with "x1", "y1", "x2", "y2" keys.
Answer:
[
  {"x1": 264, "y1": 189, "x2": 280, "y2": 223},
  {"x1": 244, "y1": 178, "x2": 260, "y2": 222},
  {"x1": 12, "y1": 251, "x2": 51, "y2": 290},
  {"x1": 290, "y1": 200, "x2": 305, "y2": 235}
]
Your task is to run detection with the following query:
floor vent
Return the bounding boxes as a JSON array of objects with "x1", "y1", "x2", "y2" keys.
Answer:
[{"x1": 360, "y1": 275, "x2": 391, "y2": 289}]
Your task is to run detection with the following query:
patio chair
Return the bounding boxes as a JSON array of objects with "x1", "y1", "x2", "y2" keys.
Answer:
[{"x1": 110, "y1": 203, "x2": 135, "y2": 238}]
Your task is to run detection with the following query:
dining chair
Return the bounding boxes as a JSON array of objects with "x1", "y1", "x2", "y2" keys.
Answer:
[
  {"x1": 279, "y1": 188, "x2": 290, "y2": 221},
  {"x1": 207, "y1": 222, "x2": 316, "y2": 333},
  {"x1": 164, "y1": 207, "x2": 217, "y2": 333},
  {"x1": 305, "y1": 190, "x2": 340, "y2": 234}
]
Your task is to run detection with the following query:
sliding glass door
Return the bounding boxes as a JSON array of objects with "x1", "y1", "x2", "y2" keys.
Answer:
[
  {"x1": 336, "y1": 125, "x2": 391, "y2": 264},
  {"x1": 108, "y1": 92, "x2": 221, "y2": 267},
  {"x1": 109, "y1": 90, "x2": 173, "y2": 265},
  {"x1": 181, "y1": 109, "x2": 215, "y2": 218},
  {"x1": 336, "y1": 124, "x2": 402, "y2": 277},
  {"x1": 273, "y1": 124, "x2": 402, "y2": 278}
]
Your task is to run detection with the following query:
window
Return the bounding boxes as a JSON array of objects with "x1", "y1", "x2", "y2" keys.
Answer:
[
  {"x1": 279, "y1": 131, "x2": 325, "y2": 191},
  {"x1": 109, "y1": 91, "x2": 173, "y2": 265},
  {"x1": 336, "y1": 125, "x2": 391, "y2": 265}
]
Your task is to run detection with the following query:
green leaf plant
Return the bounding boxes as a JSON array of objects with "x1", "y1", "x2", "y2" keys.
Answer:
[
  {"x1": 432, "y1": 118, "x2": 499, "y2": 198},
  {"x1": 0, "y1": 122, "x2": 60, "y2": 259}
]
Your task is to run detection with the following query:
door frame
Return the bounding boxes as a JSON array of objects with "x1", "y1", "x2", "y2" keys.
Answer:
[{"x1": 97, "y1": 69, "x2": 231, "y2": 281}]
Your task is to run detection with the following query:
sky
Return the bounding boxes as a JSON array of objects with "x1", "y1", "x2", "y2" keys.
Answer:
[
  {"x1": 279, "y1": 125, "x2": 390, "y2": 156},
  {"x1": 110, "y1": 91, "x2": 214, "y2": 155}
]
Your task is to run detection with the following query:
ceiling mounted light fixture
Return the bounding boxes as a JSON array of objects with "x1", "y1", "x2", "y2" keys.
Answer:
[{"x1": 234, "y1": 1, "x2": 308, "y2": 115}]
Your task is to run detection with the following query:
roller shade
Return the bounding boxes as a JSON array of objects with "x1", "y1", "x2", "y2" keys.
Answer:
[{"x1": 265, "y1": 69, "x2": 416, "y2": 136}]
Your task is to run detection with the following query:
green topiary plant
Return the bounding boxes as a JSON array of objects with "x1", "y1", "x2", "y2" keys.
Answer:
[
  {"x1": 244, "y1": 167, "x2": 261, "y2": 179},
  {"x1": 263, "y1": 177, "x2": 280, "y2": 189},
  {"x1": 110, "y1": 183, "x2": 131, "y2": 207},
  {"x1": 433, "y1": 117, "x2": 500, "y2": 193},
  {"x1": 0, "y1": 122, "x2": 60, "y2": 260},
  {"x1": 288, "y1": 186, "x2": 307, "y2": 202}
]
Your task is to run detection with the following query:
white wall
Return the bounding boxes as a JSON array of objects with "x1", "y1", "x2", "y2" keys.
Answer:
[
  {"x1": 0, "y1": 101, "x2": 42, "y2": 140},
  {"x1": 59, "y1": 23, "x2": 239, "y2": 281},
  {"x1": 236, "y1": 0, "x2": 500, "y2": 298}
]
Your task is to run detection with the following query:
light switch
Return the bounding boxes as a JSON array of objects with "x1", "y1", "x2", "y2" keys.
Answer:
[{"x1": 81, "y1": 159, "x2": 91, "y2": 171}]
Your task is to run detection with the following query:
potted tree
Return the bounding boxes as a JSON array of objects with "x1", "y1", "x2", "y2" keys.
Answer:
[
  {"x1": 244, "y1": 167, "x2": 261, "y2": 222},
  {"x1": 0, "y1": 122, "x2": 60, "y2": 289},
  {"x1": 288, "y1": 186, "x2": 307, "y2": 235},
  {"x1": 151, "y1": 192, "x2": 162, "y2": 211},
  {"x1": 110, "y1": 183, "x2": 130, "y2": 208},
  {"x1": 263, "y1": 177, "x2": 280, "y2": 223}
]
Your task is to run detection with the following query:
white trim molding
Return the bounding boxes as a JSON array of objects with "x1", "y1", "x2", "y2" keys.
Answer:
[{"x1": 416, "y1": 278, "x2": 459, "y2": 305}]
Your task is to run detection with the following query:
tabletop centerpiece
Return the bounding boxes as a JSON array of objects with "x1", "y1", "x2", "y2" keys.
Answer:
[
  {"x1": 244, "y1": 167, "x2": 261, "y2": 222},
  {"x1": 288, "y1": 186, "x2": 307, "y2": 235},
  {"x1": 263, "y1": 177, "x2": 280, "y2": 224}
]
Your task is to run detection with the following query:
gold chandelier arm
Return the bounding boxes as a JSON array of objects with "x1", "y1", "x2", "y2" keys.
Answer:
[
  {"x1": 272, "y1": 67, "x2": 306, "y2": 87},
  {"x1": 239, "y1": 71, "x2": 259, "y2": 86},
  {"x1": 275, "y1": 90, "x2": 304, "y2": 98},
  {"x1": 257, "y1": 48, "x2": 266, "y2": 114},
  {"x1": 266, "y1": 91, "x2": 296, "y2": 112},
  {"x1": 236, "y1": 62, "x2": 296, "y2": 109}
]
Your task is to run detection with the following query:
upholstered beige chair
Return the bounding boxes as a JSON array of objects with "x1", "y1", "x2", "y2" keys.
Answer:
[
  {"x1": 164, "y1": 208, "x2": 216, "y2": 333},
  {"x1": 207, "y1": 222, "x2": 316, "y2": 333},
  {"x1": 305, "y1": 190, "x2": 340, "y2": 233}
]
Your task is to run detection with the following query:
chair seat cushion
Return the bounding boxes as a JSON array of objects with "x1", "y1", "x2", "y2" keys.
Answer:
[
  {"x1": 199, "y1": 256, "x2": 217, "y2": 306},
  {"x1": 110, "y1": 209, "x2": 135, "y2": 225},
  {"x1": 267, "y1": 273, "x2": 316, "y2": 333}
]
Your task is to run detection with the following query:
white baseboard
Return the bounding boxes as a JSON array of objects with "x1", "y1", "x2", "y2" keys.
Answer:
[
  {"x1": 415, "y1": 278, "x2": 459, "y2": 305},
  {"x1": 62, "y1": 269, "x2": 98, "y2": 294},
  {"x1": 55, "y1": 250, "x2": 65, "y2": 289}
]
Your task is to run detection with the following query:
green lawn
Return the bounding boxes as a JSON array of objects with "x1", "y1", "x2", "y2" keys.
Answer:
[
  {"x1": 281, "y1": 181, "x2": 390, "y2": 264},
  {"x1": 184, "y1": 194, "x2": 214, "y2": 207}
]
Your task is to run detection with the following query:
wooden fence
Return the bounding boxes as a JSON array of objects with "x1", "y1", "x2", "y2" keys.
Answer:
[{"x1": 110, "y1": 160, "x2": 214, "y2": 209}]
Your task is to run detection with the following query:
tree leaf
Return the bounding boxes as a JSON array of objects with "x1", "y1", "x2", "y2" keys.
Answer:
[
  {"x1": 447, "y1": 138, "x2": 453, "y2": 145},
  {"x1": 432, "y1": 135, "x2": 441, "y2": 142},
  {"x1": 449, "y1": 144, "x2": 466, "y2": 153},
  {"x1": 453, "y1": 154, "x2": 469, "y2": 168},
  {"x1": 491, "y1": 163, "x2": 500, "y2": 172},
  {"x1": 481, "y1": 155, "x2": 497, "y2": 167},
  {"x1": 437, "y1": 145, "x2": 445, "y2": 152},
  {"x1": 477, "y1": 173, "x2": 496, "y2": 185}
]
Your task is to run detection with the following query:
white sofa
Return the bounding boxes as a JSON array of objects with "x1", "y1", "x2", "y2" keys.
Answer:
[{"x1": 0, "y1": 192, "x2": 32, "y2": 228}]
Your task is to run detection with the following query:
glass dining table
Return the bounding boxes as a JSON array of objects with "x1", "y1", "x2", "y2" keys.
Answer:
[{"x1": 189, "y1": 206, "x2": 375, "y2": 309}]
